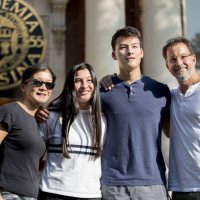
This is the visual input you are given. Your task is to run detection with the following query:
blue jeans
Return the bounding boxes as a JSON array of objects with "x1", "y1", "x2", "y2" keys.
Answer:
[
  {"x1": 101, "y1": 185, "x2": 168, "y2": 200},
  {"x1": 1, "y1": 191, "x2": 36, "y2": 200}
]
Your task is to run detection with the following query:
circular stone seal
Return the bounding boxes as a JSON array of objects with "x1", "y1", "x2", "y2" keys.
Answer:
[{"x1": 0, "y1": 0, "x2": 46, "y2": 90}]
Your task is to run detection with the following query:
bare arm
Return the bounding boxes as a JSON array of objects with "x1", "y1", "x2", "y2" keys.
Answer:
[
  {"x1": 0, "y1": 123, "x2": 8, "y2": 144},
  {"x1": 0, "y1": 124, "x2": 8, "y2": 200},
  {"x1": 0, "y1": 124, "x2": 7, "y2": 199},
  {"x1": 100, "y1": 74, "x2": 116, "y2": 90},
  {"x1": 163, "y1": 115, "x2": 170, "y2": 138},
  {"x1": 39, "y1": 153, "x2": 46, "y2": 172},
  {"x1": 36, "y1": 107, "x2": 49, "y2": 171},
  {"x1": 35, "y1": 106, "x2": 50, "y2": 123}
]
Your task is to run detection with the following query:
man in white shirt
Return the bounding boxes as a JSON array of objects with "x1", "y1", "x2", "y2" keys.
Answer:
[{"x1": 162, "y1": 37, "x2": 200, "y2": 200}]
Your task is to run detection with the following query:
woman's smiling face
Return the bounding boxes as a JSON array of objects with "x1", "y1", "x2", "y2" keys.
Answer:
[{"x1": 74, "y1": 68, "x2": 94, "y2": 110}]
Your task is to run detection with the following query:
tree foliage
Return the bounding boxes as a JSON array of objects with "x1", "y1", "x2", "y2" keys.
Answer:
[{"x1": 191, "y1": 33, "x2": 200, "y2": 69}]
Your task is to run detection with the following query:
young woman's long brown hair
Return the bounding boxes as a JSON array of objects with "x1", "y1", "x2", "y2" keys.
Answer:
[{"x1": 49, "y1": 63, "x2": 102, "y2": 158}]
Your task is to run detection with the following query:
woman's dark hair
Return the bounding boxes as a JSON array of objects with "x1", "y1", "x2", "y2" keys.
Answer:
[
  {"x1": 17, "y1": 63, "x2": 56, "y2": 99},
  {"x1": 21, "y1": 63, "x2": 56, "y2": 84},
  {"x1": 49, "y1": 63, "x2": 102, "y2": 158}
]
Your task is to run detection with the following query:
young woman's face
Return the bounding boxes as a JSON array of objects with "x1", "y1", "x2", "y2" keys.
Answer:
[
  {"x1": 74, "y1": 68, "x2": 94, "y2": 110},
  {"x1": 22, "y1": 70, "x2": 54, "y2": 107}
]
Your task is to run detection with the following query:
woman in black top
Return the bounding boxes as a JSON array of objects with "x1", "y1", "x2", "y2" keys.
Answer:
[{"x1": 0, "y1": 63, "x2": 56, "y2": 200}]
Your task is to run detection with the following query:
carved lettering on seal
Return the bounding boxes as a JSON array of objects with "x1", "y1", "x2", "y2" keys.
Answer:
[{"x1": 0, "y1": 0, "x2": 46, "y2": 90}]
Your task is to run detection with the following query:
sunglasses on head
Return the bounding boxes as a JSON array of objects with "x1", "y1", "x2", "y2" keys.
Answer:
[{"x1": 26, "y1": 78, "x2": 55, "y2": 90}]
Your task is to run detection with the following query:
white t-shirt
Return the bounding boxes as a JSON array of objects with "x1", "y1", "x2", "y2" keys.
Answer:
[
  {"x1": 39, "y1": 109, "x2": 106, "y2": 198},
  {"x1": 168, "y1": 82, "x2": 200, "y2": 192}
]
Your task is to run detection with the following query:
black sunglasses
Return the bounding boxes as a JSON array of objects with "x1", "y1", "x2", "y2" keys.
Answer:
[{"x1": 26, "y1": 78, "x2": 55, "y2": 90}]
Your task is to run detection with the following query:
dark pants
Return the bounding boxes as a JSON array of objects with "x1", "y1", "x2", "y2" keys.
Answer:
[
  {"x1": 37, "y1": 190, "x2": 101, "y2": 200},
  {"x1": 172, "y1": 192, "x2": 200, "y2": 200}
]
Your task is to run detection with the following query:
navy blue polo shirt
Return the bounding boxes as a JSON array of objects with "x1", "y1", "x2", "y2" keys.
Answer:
[{"x1": 100, "y1": 76, "x2": 171, "y2": 186}]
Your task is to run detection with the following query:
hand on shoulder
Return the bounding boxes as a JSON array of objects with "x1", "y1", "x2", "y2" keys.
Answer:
[
  {"x1": 35, "y1": 106, "x2": 50, "y2": 122},
  {"x1": 100, "y1": 73, "x2": 117, "y2": 90}
]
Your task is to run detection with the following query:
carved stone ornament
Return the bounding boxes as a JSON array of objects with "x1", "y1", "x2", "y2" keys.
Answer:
[{"x1": 49, "y1": 0, "x2": 69, "y2": 55}]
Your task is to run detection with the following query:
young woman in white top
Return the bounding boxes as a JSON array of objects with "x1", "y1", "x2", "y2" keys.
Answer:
[{"x1": 37, "y1": 63, "x2": 106, "y2": 200}]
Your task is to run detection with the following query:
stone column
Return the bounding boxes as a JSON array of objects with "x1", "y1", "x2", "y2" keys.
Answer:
[
  {"x1": 48, "y1": 0, "x2": 69, "y2": 98},
  {"x1": 143, "y1": 0, "x2": 181, "y2": 88},
  {"x1": 85, "y1": 0, "x2": 126, "y2": 80},
  {"x1": 142, "y1": 0, "x2": 183, "y2": 167}
]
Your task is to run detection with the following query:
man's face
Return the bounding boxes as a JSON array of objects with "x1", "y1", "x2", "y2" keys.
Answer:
[
  {"x1": 112, "y1": 36, "x2": 144, "y2": 72},
  {"x1": 166, "y1": 42, "x2": 196, "y2": 82}
]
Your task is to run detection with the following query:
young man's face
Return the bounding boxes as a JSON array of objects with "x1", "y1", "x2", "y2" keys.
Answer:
[
  {"x1": 112, "y1": 36, "x2": 144, "y2": 72},
  {"x1": 166, "y1": 42, "x2": 196, "y2": 82}
]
